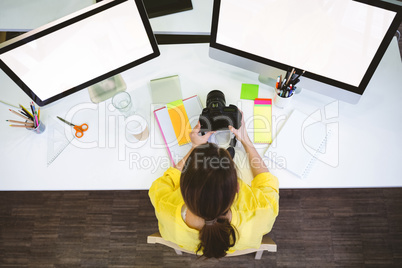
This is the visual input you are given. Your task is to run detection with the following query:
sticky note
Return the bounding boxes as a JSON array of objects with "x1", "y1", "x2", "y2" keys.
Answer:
[
  {"x1": 167, "y1": 99, "x2": 192, "y2": 146},
  {"x1": 253, "y1": 98, "x2": 272, "y2": 143},
  {"x1": 241, "y1": 84, "x2": 259, "y2": 100},
  {"x1": 150, "y1": 75, "x2": 182, "y2": 106}
]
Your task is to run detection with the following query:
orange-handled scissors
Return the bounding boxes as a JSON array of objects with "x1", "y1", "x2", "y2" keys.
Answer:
[{"x1": 57, "y1": 116, "x2": 88, "y2": 138}]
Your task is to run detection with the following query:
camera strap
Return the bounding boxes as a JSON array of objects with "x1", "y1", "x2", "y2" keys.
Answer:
[{"x1": 227, "y1": 136, "x2": 237, "y2": 159}]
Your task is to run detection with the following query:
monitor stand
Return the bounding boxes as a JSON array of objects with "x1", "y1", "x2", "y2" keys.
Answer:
[
  {"x1": 88, "y1": 74, "x2": 127, "y2": 103},
  {"x1": 258, "y1": 74, "x2": 277, "y2": 88}
]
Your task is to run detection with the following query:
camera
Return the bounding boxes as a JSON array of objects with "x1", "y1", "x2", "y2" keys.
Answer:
[
  {"x1": 199, "y1": 90, "x2": 242, "y2": 132},
  {"x1": 199, "y1": 90, "x2": 242, "y2": 151}
]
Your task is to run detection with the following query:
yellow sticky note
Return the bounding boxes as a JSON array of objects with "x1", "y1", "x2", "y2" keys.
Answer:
[
  {"x1": 253, "y1": 99, "x2": 272, "y2": 143},
  {"x1": 167, "y1": 100, "x2": 192, "y2": 146}
]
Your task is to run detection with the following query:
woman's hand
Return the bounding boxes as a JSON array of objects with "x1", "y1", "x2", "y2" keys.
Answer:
[
  {"x1": 175, "y1": 122, "x2": 214, "y2": 171},
  {"x1": 190, "y1": 122, "x2": 214, "y2": 148},
  {"x1": 228, "y1": 110, "x2": 252, "y2": 147},
  {"x1": 229, "y1": 110, "x2": 269, "y2": 175}
]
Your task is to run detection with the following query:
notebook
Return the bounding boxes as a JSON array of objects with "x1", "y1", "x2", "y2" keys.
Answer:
[
  {"x1": 265, "y1": 109, "x2": 332, "y2": 179},
  {"x1": 46, "y1": 116, "x2": 74, "y2": 166},
  {"x1": 154, "y1": 95, "x2": 203, "y2": 166},
  {"x1": 253, "y1": 98, "x2": 272, "y2": 143},
  {"x1": 150, "y1": 75, "x2": 182, "y2": 109}
]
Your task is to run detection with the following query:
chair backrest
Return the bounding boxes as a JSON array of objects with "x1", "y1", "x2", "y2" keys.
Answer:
[{"x1": 147, "y1": 232, "x2": 277, "y2": 259}]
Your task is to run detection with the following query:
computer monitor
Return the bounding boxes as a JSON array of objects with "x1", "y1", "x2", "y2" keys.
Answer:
[
  {"x1": 210, "y1": 0, "x2": 402, "y2": 104},
  {"x1": 0, "y1": 0, "x2": 160, "y2": 106}
]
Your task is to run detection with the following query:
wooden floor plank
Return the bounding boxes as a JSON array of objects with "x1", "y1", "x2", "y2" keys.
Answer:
[{"x1": 1, "y1": 189, "x2": 402, "y2": 267}]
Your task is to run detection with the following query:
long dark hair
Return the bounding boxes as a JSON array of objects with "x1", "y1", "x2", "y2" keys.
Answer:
[{"x1": 180, "y1": 143, "x2": 238, "y2": 258}]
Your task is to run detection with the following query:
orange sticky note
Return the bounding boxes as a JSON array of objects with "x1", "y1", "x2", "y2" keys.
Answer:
[{"x1": 167, "y1": 100, "x2": 192, "y2": 145}]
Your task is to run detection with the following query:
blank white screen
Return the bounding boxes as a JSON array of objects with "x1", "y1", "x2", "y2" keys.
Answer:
[
  {"x1": 0, "y1": 0, "x2": 154, "y2": 100},
  {"x1": 216, "y1": 0, "x2": 396, "y2": 86}
]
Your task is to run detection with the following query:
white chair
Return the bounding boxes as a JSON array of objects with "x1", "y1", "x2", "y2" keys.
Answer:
[{"x1": 147, "y1": 232, "x2": 277, "y2": 259}]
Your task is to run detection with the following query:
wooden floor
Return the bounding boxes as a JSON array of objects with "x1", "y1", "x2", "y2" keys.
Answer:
[{"x1": 0, "y1": 188, "x2": 402, "y2": 268}]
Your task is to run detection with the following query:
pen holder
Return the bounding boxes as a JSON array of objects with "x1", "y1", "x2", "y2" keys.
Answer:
[
  {"x1": 274, "y1": 89, "x2": 294, "y2": 108},
  {"x1": 27, "y1": 120, "x2": 46, "y2": 134}
]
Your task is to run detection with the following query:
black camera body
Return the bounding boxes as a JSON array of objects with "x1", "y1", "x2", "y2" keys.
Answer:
[{"x1": 199, "y1": 90, "x2": 242, "y2": 133}]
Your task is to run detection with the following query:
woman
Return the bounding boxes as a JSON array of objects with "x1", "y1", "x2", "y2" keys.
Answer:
[{"x1": 149, "y1": 116, "x2": 279, "y2": 258}]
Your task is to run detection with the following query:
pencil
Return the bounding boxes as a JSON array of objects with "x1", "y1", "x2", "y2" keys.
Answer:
[
  {"x1": 6, "y1": 119, "x2": 33, "y2": 124},
  {"x1": 293, "y1": 70, "x2": 306, "y2": 84},
  {"x1": 9, "y1": 122, "x2": 34, "y2": 126},
  {"x1": 30, "y1": 103, "x2": 35, "y2": 116},
  {"x1": 9, "y1": 109, "x2": 32, "y2": 121},
  {"x1": 19, "y1": 104, "x2": 33, "y2": 119},
  {"x1": 285, "y1": 68, "x2": 295, "y2": 87},
  {"x1": 9, "y1": 124, "x2": 34, "y2": 128},
  {"x1": 34, "y1": 113, "x2": 39, "y2": 128},
  {"x1": 9, "y1": 109, "x2": 33, "y2": 122},
  {"x1": 32, "y1": 102, "x2": 37, "y2": 113},
  {"x1": 19, "y1": 109, "x2": 31, "y2": 119}
]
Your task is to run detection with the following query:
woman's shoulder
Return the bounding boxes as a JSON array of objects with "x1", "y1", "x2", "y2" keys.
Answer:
[
  {"x1": 234, "y1": 172, "x2": 279, "y2": 210},
  {"x1": 150, "y1": 167, "x2": 181, "y2": 188},
  {"x1": 149, "y1": 167, "x2": 183, "y2": 206},
  {"x1": 251, "y1": 172, "x2": 279, "y2": 192},
  {"x1": 237, "y1": 172, "x2": 279, "y2": 191}
]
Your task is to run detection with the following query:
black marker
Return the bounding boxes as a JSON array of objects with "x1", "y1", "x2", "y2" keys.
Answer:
[{"x1": 292, "y1": 70, "x2": 305, "y2": 85}]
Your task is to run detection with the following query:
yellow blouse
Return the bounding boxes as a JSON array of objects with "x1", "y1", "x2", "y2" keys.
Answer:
[{"x1": 148, "y1": 167, "x2": 279, "y2": 253}]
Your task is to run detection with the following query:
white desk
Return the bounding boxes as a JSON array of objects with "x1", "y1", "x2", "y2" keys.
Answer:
[
  {"x1": 0, "y1": 0, "x2": 95, "y2": 32},
  {"x1": 0, "y1": 38, "x2": 401, "y2": 190}
]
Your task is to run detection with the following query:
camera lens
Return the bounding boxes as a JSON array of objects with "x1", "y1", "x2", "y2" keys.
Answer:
[{"x1": 206, "y1": 90, "x2": 226, "y2": 109}]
